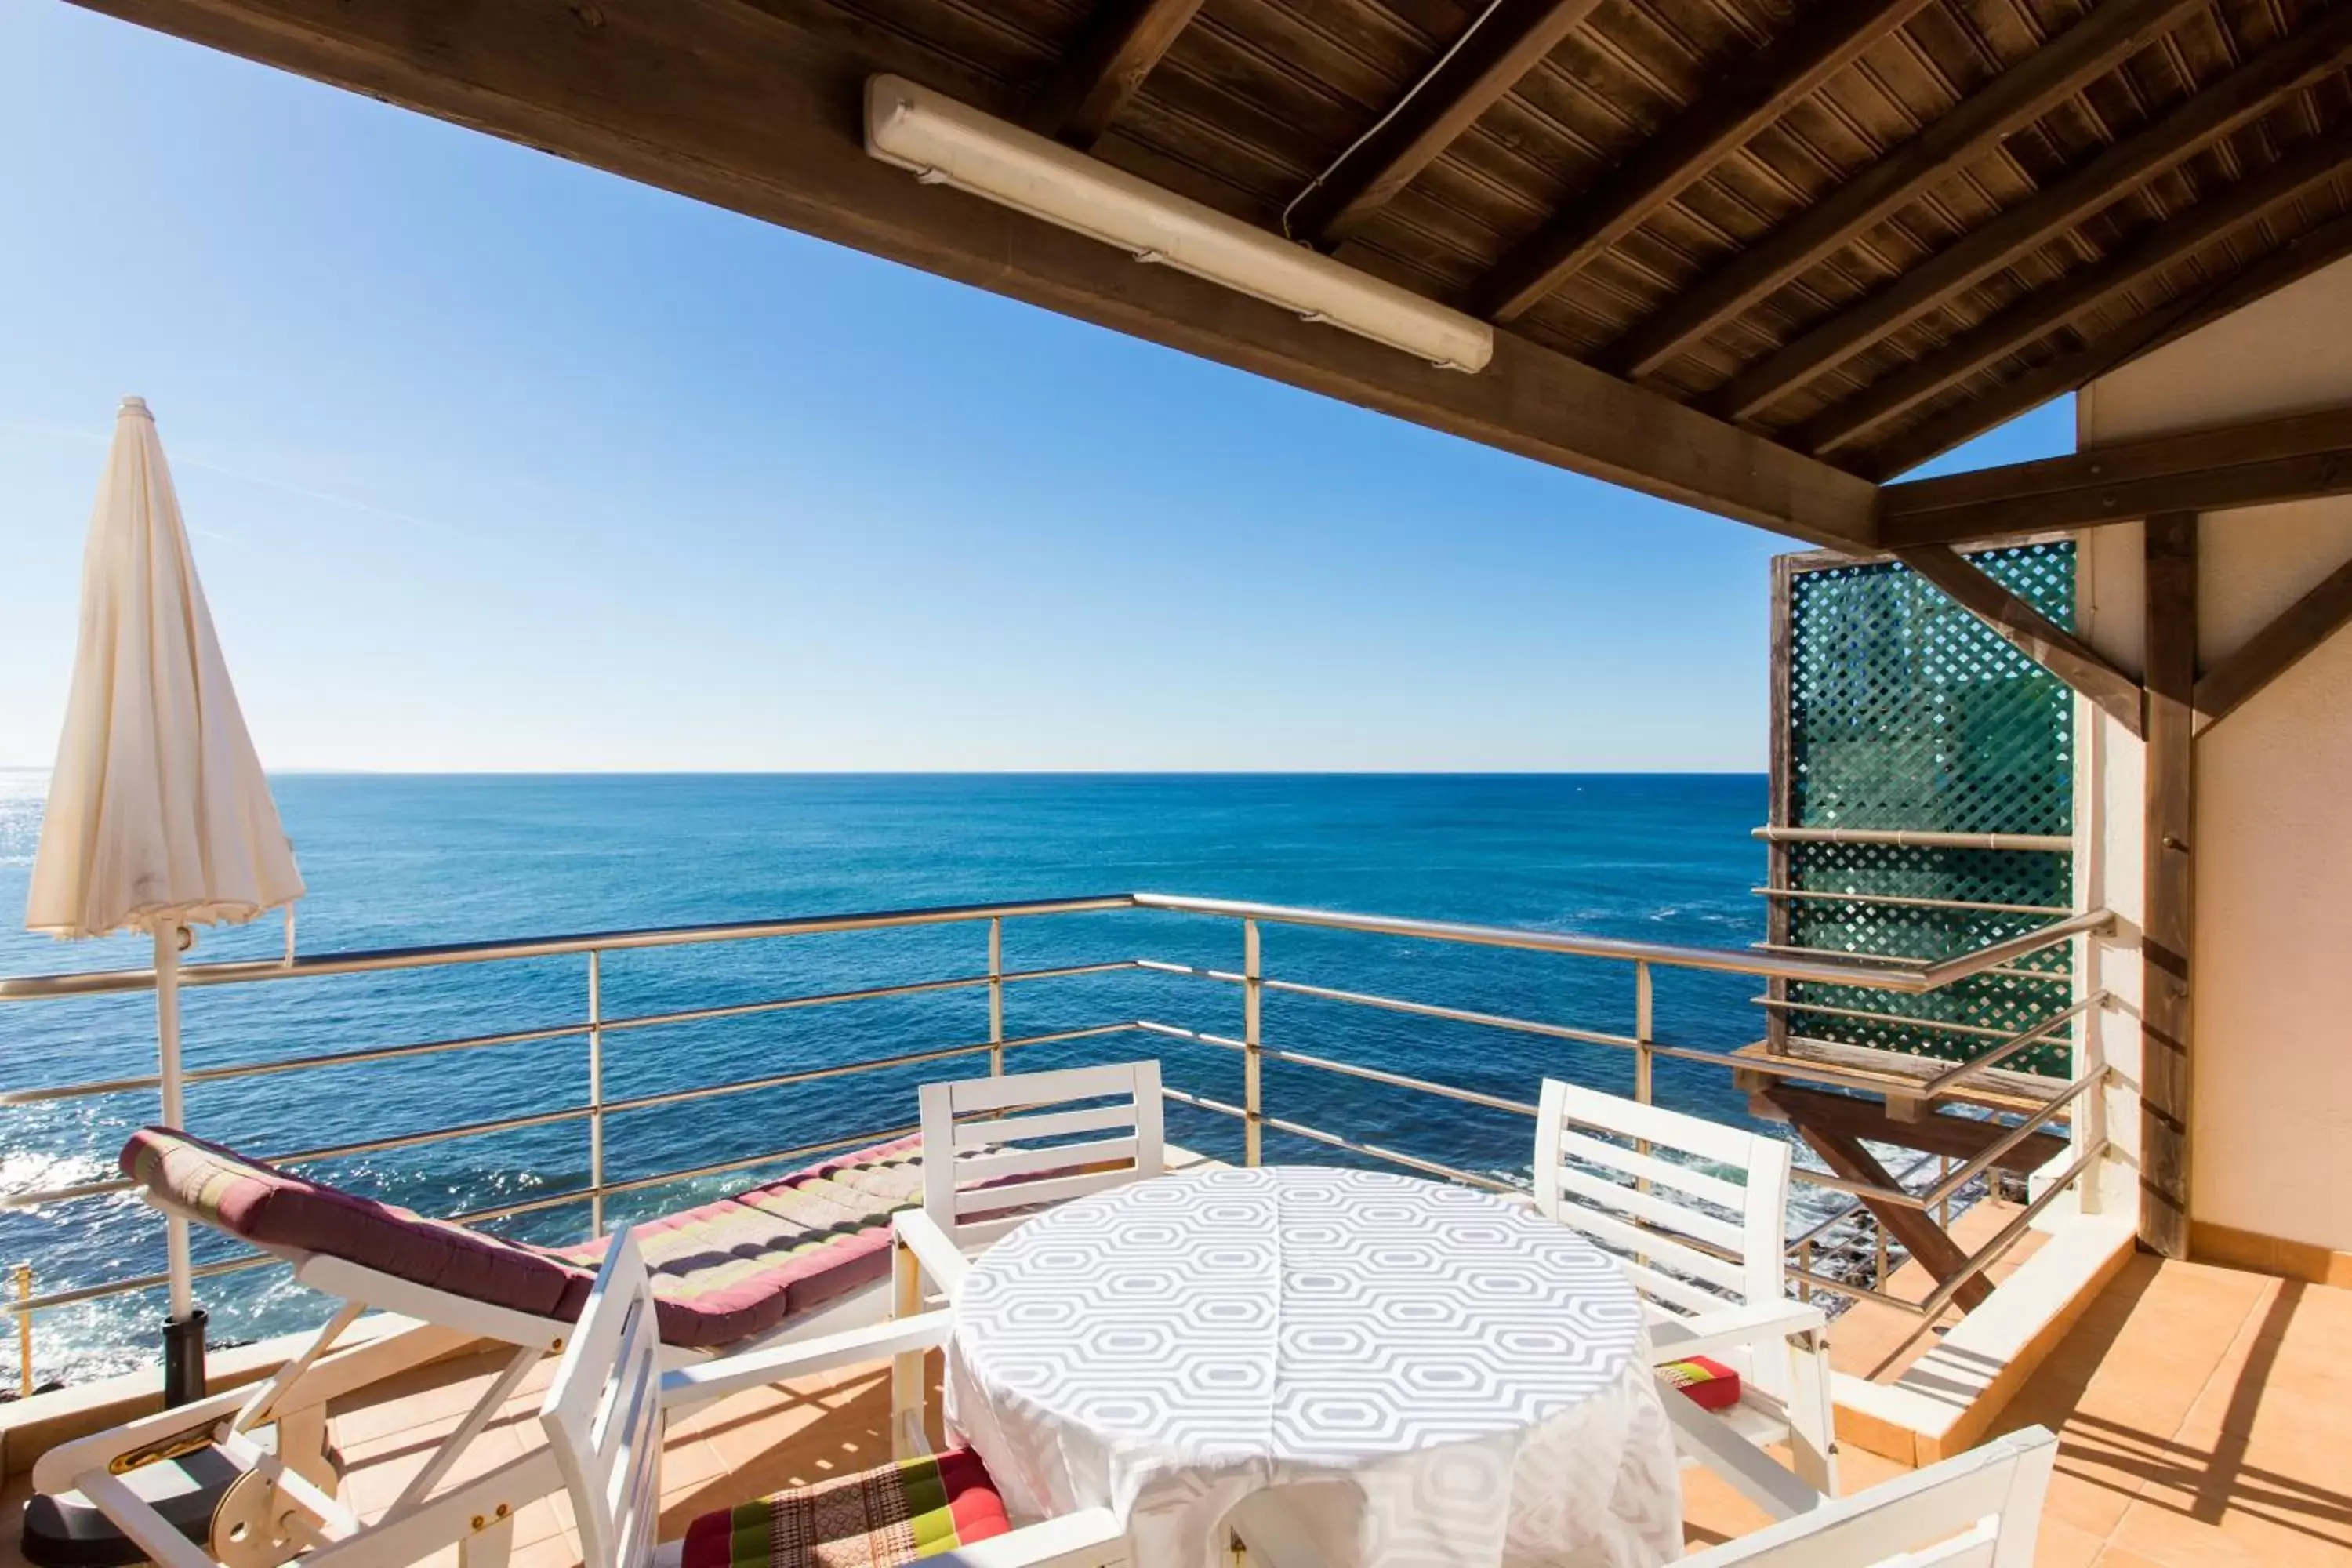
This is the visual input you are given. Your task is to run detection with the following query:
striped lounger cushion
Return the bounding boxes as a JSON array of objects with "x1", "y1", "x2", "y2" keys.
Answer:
[
  {"x1": 680, "y1": 1450, "x2": 1011, "y2": 1568},
  {"x1": 120, "y1": 1127, "x2": 925, "y2": 1348}
]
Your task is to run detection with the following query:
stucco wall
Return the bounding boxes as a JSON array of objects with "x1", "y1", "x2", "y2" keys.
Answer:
[{"x1": 2076, "y1": 255, "x2": 2352, "y2": 1254}]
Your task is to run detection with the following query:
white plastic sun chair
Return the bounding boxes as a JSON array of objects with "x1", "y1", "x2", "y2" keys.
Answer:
[
  {"x1": 544, "y1": 1224, "x2": 1131, "y2": 1568},
  {"x1": 31, "y1": 1127, "x2": 928, "y2": 1568},
  {"x1": 1533, "y1": 1079, "x2": 1839, "y2": 1519},
  {"x1": 1681, "y1": 1425, "x2": 2056, "y2": 1566}
]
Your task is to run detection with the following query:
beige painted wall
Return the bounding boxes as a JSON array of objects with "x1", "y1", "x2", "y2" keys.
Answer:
[{"x1": 2076, "y1": 255, "x2": 2352, "y2": 1254}]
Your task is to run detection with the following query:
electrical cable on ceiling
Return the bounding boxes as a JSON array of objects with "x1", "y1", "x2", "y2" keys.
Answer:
[{"x1": 1279, "y1": 0, "x2": 1512, "y2": 241}]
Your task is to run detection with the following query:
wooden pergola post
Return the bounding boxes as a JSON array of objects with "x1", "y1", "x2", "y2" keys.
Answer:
[{"x1": 2140, "y1": 513, "x2": 2198, "y2": 1258}]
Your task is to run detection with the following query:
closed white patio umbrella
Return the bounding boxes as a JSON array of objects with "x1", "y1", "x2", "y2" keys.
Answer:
[{"x1": 26, "y1": 395, "x2": 304, "y2": 1402}]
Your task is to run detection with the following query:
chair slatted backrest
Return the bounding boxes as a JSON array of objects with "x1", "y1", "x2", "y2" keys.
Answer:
[
  {"x1": 921, "y1": 1060, "x2": 1165, "y2": 1248},
  {"x1": 540, "y1": 1227, "x2": 666, "y2": 1568},
  {"x1": 1682, "y1": 1426, "x2": 2057, "y2": 1566},
  {"x1": 1534, "y1": 1079, "x2": 1791, "y2": 1327}
]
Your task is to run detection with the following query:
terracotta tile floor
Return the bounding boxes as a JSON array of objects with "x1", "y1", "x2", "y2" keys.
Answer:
[
  {"x1": 5, "y1": 1253, "x2": 2344, "y2": 1566},
  {"x1": 1686, "y1": 1253, "x2": 2352, "y2": 1565}
]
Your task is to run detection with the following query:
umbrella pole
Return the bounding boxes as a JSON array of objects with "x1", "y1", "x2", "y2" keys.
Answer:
[{"x1": 154, "y1": 924, "x2": 206, "y2": 1406}]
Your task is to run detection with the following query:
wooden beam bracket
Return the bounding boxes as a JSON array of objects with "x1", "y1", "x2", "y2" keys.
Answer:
[
  {"x1": 1893, "y1": 544, "x2": 2146, "y2": 738},
  {"x1": 2194, "y1": 551, "x2": 2352, "y2": 732}
]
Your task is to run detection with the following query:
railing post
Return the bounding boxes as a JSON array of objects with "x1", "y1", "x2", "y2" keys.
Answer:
[
  {"x1": 989, "y1": 917, "x2": 1005, "y2": 1076},
  {"x1": 15, "y1": 1263, "x2": 31, "y2": 1398},
  {"x1": 1243, "y1": 920, "x2": 1263, "y2": 1167},
  {"x1": 1634, "y1": 960, "x2": 1654, "y2": 1109},
  {"x1": 587, "y1": 949, "x2": 605, "y2": 1236},
  {"x1": 2081, "y1": 1024, "x2": 2108, "y2": 1215}
]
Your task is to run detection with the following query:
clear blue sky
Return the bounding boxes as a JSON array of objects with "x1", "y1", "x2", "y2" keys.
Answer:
[{"x1": 0, "y1": 1, "x2": 2072, "y2": 773}]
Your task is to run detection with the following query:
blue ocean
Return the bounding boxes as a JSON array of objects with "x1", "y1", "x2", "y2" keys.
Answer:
[{"x1": 0, "y1": 772, "x2": 1775, "y2": 1385}]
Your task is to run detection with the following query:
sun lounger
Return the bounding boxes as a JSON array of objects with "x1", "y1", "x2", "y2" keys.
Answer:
[{"x1": 25, "y1": 1127, "x2": 931, "y2": 1568}]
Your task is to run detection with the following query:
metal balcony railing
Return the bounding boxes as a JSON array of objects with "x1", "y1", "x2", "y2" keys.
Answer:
[{"x1": 0, "y1": 890, "x2": 2114, "y2": 1388}]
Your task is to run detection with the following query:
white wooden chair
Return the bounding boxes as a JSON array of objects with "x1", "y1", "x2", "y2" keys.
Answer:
[
  {"x1": 1534, "y1": 1079, "x2": 1839, "y2": 1519},
  {"x1": 891, "y1": 1061, "x2": 1165, "y2": 1421},
  {"x1": 1682, "y1": 1426, "x2": 2056, "y2": 1566},
  {"x1": 913, "y1": 1059, "x2": 1165, "y2": 1254},
  {"x1": 543, "y1": 1225, "x2": 1130, "y2": 1568}
]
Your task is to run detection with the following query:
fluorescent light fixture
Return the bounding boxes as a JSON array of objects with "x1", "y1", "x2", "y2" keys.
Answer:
[{"x1": 863, "y1": 74, "x2": 1495, "y2": 374}]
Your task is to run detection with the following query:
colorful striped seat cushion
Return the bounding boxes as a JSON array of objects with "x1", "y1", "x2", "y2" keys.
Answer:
[
  {"x1": 119, "y1": 1127, "x2": 924, "y2": 1347},
  {"x1": 679, "y1": 1449, "x2": 1011, "y2": 1568}
]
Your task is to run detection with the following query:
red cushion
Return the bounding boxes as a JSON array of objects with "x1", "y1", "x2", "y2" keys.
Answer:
[{"x1": 1660, "y1": 1355, "x2": 1743, "y2": 1411}]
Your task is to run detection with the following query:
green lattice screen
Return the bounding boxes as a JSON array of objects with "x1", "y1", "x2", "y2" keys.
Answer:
[{"x1": 1779, "y1": 543, "x2": 2078, "y2": 1076}]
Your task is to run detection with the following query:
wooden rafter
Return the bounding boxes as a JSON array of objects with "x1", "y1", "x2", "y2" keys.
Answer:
[
  {"x1": 1878, "y1": 406, "x2": 2352, "y2": 545},
  {"x1": 1708, "y1": 13, "x2": 2352, "y2": 423},
  {"x1": 64, "y1": 0, "x2": 1879, "y2": 548},
  {"x1": 1603, "y1": 0, "x2": 2211, "y2": 382},
  {"x1": 1893, "y1": 544, "x2": 2146, "y2": 738},
  {"x1": 2194, "y1": 553, "x2": 2352, "y2": 733},
  {"x1": 1024, "y1": 0, "x2": 1205, "y2": 148},
  {"x1": 1857, "y1": 205, "x2": 2352, "y2": 481},
  {"x1": 1476, "y1": 0, "x2": 1934, "y2": 325},
  {"x1": 2140, "y1": 513, "x2": 2197, "y2": 1261},
  {"x1": 1284, "y1": 0, "x2": 1603, "y2": 245},
  {"x1": 1794, "y1": 135, "x2": 2352, "y2": 456}
]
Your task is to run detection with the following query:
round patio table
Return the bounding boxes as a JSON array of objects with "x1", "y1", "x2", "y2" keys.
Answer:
[{"x1": 946, "y1": 1165, "x2": 1682, "y2": 1568}]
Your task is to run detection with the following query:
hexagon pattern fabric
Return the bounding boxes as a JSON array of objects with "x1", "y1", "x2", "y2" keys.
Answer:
[{"x1": 947, "y1": 1167, "x2": 1682, "y2": 1568}]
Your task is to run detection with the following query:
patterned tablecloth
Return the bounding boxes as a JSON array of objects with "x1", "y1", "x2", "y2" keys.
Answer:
[{"x1": 946, "y1": 1166, "x2": 1682, "y2": 1568}]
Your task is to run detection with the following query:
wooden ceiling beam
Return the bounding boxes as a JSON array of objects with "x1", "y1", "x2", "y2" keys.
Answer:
[
  {"x1": 1709, "y1": 12, "x2": 2352, "y2": 423},
  {"x1": 1793, "y1": 137, "x2": 2352, "y2": 456},
  {"x1": 2195, "y1": 552, "x2": 2352, "y2": 733},
  {"x1": 1892, "y1": 544, "x2": 2146, "y2": 736},
  {"x1": 1854, "y1": 205, "x2": 2352, "y2": 480},
  {"x1": 62, "y1": 0, "x2": 1878, "y2": 548},
  {"x1": 1024, "y1": 0, "x2": 1204, "y2": 150},
  {"x1": 1478, "y1": 0, "x2": 1936, "y2": 325},
  {"x1": 1605, "y1": 0, "x2": 2209, "y2": 382},
  {"x1": 1879, "y1": 406, "x2": 2352, "y2": 545},
  {"x1": 1285, "y1": 0, "x2": 1605, "y2": 245}
]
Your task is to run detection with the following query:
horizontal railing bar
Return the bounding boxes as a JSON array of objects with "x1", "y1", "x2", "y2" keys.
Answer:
[
  {"x1": 0, "y1": 966, "x2": 1137, "y2": 1109},
  {"x1": 1132, "y1": 1020, "x2": 1541, "y2": 1118},
  {"x1": 0, "y1": 895, "x2": 1141, "y2": 1001},
  {"x1": 1265, "y1": 978, "x2": 1642, "y2": 1052},
  {"x1": 1141, "y1": 964, "x2": 1644, "y2": 1051},
  {"x1": 1257, "y1": 1112, "x2": 1520, "y2": 1194},
  {"x1": 5, "y1": 1251, "x2": 279, "y2": 1316},
  {"x1": 1784, "y1": 1263, "x2": 1932, "y2": 1315},
  {"x1": 1131, "y1": 892, "x2": 2102, "y2": 993},
  {"x1": 1917, "y1": 993, "x2": 2105, "y2": 1098},
  {"x1": 1751, "y1": 827, "x2": 2073, "y2": 851},
  {"x1": 597, "y1": 961, "x2": 1138, "y2": 1036},
  {"x1": 0, "y1": 1025, "x2": 1133, "y2": 1211},
  {"x1": 1752, "y1": 996, "x2": 2016, "y2": 1039},
  {"x1": 1749, "y1": 943, "x2": 2070, "y2": 984},
  {"x1": 1915, "y1": 909, "x2": 2111, "y2": 986},
  {"x1": 1159, "y1": 1084, "x2": 1248, "y2": 1121},
  {"x1": 1884, "y1": 1142, "x2": 2107, "y2": 1362},
  {"x1": 601, "y1": 1023, "x2": 1137, "y2": 1117},
  {"x1": 1751, "y1": 887, "x2": 2075, "y2": 917},
  {"x1": 0, "y1": 1021, "x2": 599, "y2": 1108},
  {"x1": 1785, "y1": 1150, "x2": 1944, "y2": 1250},
  {"x1": 1920, "y1": 1073, "x2": 2099, "y2": 1209},
  {"x1": 1133, "y1": 893, "x2": 1944, "y2": 989}
]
